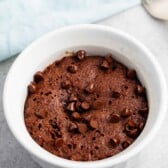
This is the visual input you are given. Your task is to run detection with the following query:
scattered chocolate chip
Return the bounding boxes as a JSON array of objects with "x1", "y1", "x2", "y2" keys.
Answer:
[
  {"x1": 69, "y1": 93, "x2": 78, "y2": 102},
  {"x1": 55, "y1": 138, "x2": 64, "y2": 147},
  {"x1": 78, "y1": 94, "x2": 85, "y2": 102},
  {"x1": 110, "y1": 114, "x2": 120, "y2": 123},
  {"x1": 89, "y1": 118, "x2": 98, "y2": 129},
  {"x1": 122, "y1": 140, "x2": 131, "y2": 149},
  {"x1": 66, "y1": 102, "x2": 76, "y2": 112},
  {"x1": 72, "y1": 112, "x2": 81, "y2": 120},
  {"x1": 55, "y1": 60, "x2": 61, "y2": 67},
  {"x1": 125, "y1": 120, "x2": 139, "y2": 138},
  {"x1": 67, "y1": 87, "x2": 73, "y2": 94},
  {"x1": 135, "y1": 84, "x2": 145, "y2": 95},
  {"x1": 75, "y1": 101, "x2": 81, "y2": 111},
  {"x1": 76, "y1": 50, "x2": 86, "y2": 60},
  {"x1": 109, "y1": 138, "x2": 120, "y2": 147},
  {"x1": 126, "y1": 120, "x2": 137, "y2": 130},
  {"x1": 139, "y1": 107, "x2": 148, "y2": 116},
  {"x1": 112, "y1": 63, "x2": 117, "y2": 70},
  {"x1": 93, "y1": 100, "x2": 104, "y2": 109},
  {"x1": 67, "y1": 65, "x2": 78, "y2": 73},
  {"x1": 126, "y1": 69, "x2": 136, "y2": 79},
  {"x1": 85, "y1": 83, "x2": 94, "y2": 94},
  {"x1": 112, "y1": 91, "x2": 120, "y2": 98},
  {"x1": 100, "y1": 59, "x2": 110, "y2": 70},
  {"x1": 34, "y1": 71, "x2": 43, "y2": 83},
  {"x1": 28, "y1": 82, "x2": 37, "y2": 94},
  {"x1": 68, "y1": 123, "x2": 77, "y2": 132},
  {"x1": 139, "y1": 122, "x2": 144, "y2": 130},
  {"x1": 121, "y1": 108, "x2": 132, "y2": 118},
  {"x1": 81, "y1": 101, "x2": 90, "y2": 110},
  {"x1": 34, "y1": 111, "x2": 47, "y2": 119},
  {"x1": 78, "y1": 123, "x2": 87, "y2": 134},
  {"x1": 126, "y1": 128, "x2": 138, "y2": 138},
  {"x1": 61, "y1": 80, "x2": 71, "y2": 89},
  {"x1": 105, "y1": 54, "x2": 113, "y2": 64}
]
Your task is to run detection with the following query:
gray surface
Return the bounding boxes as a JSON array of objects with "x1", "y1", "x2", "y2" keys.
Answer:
[
  {"x1": 0, "y1": 57, "x2": 41, "y2": 168},
  {"x1": 1, "y1": 5, "x2": 168, "y2": 168}
]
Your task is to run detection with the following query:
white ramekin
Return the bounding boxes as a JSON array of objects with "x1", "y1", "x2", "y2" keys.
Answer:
[{"x1": 3, "y1": 24, "x2": 167, "y2": 168}]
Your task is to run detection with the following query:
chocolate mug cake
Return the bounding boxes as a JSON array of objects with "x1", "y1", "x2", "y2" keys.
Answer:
[{"x1": 24, "y1": 50, "x2": 148, "y2": 161}]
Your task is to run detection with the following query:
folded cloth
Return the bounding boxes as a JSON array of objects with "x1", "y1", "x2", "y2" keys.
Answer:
[{"x1": 0, "y1": 0, "x2": 140, "y2": 61}]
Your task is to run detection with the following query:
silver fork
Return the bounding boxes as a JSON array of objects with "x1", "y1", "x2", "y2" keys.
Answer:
[{"x1": 142, "y1": 0, "x2": 168, "y2": 20}]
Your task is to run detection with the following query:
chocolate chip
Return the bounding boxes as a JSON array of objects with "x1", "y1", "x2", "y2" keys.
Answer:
[
  {"x1": 126, "y1": 120, "x2": 137, "y2": 130},
  {"x1": 72, "y1": 112, "x2": 81, "y2": 120},
  {"x1": 55, "y1": 138, "x2": 64, "y2": 147},
  {"x1": 34, "y1": 71, "x2": 43, "y2": 83},
  {"x1": 122, "y1": 140, "x2": 131, "y2": 149},
  {"x1": 100, "y1": 60, "x2": 110, "y2": 70},
  {"x1": 121, "y1": 108, "x2": 132, "y2": 118},
  {"x1": 69, "y1": 93, "x2": 78, "y2": 102},
  {"x1": 109, "y1": 138, "x2": 120, "y2": 147},
  {"x1": 75, "y1": 101, "x2": 81, "y2": 111},
  {"x1": 139, "y1": 122, "x2": 144, "y2": 130},
  {"x1": 135, "y1": 84, "x2": 145, "y2": 95},
  {"x1": 76, "y1": 50, "x2": 86, "y2": 60},
  {"x1": 78, "y1": 94, "x2": 85, "y2": 102},
  {"x1": 112, "y1": 91, "x2": 120, "y2": 98},
  {"x1": 125, "y1": 120, "x2": 138, "y2": 137},
  {"x1": 126, "y1": 128, "x2": 138, "y2": 138},
  {"x1": 61, "y1": 80, "x2": 71, "y2": 89},
  {"x1": 55, "y1": 60, "x2": 61, "y2": 67},
  {"x1": 105, "y1": 54, "x2": 113, "y2": 64},
  {"x1": 139, "y1": 107, "x2": 148, "y2": 116},
  {"x1": 81, "y1": 101, "x2": 90, "y2": 110},
  {"x1": 112, "y1": 63, "x2": 117, "y2": 70},
  {"x1": 78, "y1": 123, "x2": 87, "y2": 134},
  {"x1": 89, "y1": 118, "x2": 98, "y2": 129},
  {"x1": 67, "y1": 87, "x2": 73, "y2": 94},
  {"x1": 67, "y1": 65, "x2": 78, "y2": 73},
  {"x1": 66, "y1": 102, "x2": 76, "y2": 112},
  {"x1": 85, "y1": 83, "x2": 94, "y2": 94},
  {"x1": 68, "y1": 123, "x2": 77, "y2": 132},
  {"x1": 110, "y1": 114, "x2": 120, "y2": 123},
  {"x1": 93, "y1": 100, "x2": 104, "y2": 109},
  {"x1": 34, "y1": 111, "x2": 47, "y2": 119},
  {"x1": 28, "y1": 82, "x2": 37, "y2": 94},
  {"x1": 126, "y1": 69, "x2": 136, "y2": 79}
]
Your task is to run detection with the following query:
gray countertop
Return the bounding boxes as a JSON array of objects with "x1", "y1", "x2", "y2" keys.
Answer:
[{"x1": 1, "y1": 5, "x2": 168, "y2": 168}]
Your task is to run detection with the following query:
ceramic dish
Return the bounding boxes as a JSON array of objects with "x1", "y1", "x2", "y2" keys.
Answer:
[{"x1": 3, "y1": 24, "x2": 167, "y2": 168}]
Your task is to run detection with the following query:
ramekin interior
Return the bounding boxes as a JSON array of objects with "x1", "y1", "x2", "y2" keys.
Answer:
[{"x1": 3, "y1": 25, "x2": 167, "y2": 168}]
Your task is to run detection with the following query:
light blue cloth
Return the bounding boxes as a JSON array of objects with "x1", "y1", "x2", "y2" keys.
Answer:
[{"x1": 0, "y1": 0, "x2": 140, "y2": 61}]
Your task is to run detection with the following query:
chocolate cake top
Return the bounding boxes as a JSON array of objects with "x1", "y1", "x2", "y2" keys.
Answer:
[{"x1": 24, "y1": 50, "x2": 148, "y2": 161}]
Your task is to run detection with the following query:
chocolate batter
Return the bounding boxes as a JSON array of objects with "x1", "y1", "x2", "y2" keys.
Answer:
[{"x1": 24, "y1": 50, "x2": 148, "y2": 161}]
